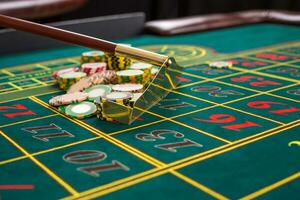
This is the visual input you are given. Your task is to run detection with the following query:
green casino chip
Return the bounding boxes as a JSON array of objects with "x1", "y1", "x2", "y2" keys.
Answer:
[
  {"x1": 65, "y1": 101, "x2": 97, "y2": 119},
  {"x1": 84, "y1": 84, "x2": 112, "y2": 101},
  {"x1": 58, "y1": 105, "x2": 67, "y2": 114}
]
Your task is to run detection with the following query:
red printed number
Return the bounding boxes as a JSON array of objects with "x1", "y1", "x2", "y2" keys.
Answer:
[
  {"x1": 231, "y1": 76, "x2": 281, "y2": 87},
  {"x1": 0, "y1": 104, "x2": 36, "y2": 118},
  {"x1": 193, "y1": 114, "x2": 260, "y2": 131},
  {"x1": 256, "y1": 53, "x2": 288, "y2": 61},
  {"x1": 247, "y1": 101, "x2": 300, "y2": 115}
]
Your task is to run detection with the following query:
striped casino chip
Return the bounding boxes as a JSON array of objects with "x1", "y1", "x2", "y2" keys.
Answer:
[
  {"x1": 128, "y1": 62, "x2": 152, "y2": 83},
  {"x1": 57, "y1": 71, "x2": 87, "y2": 90},
  {"x1": 81, "y1": 51, "x2": 106, "y2": 63},
  {"x1": 81, "y1": 62, "x2": 106, "y2": 75},
  {"x1": 116, "y1": 69, "x2": 144, "y2": 84},
  {"x1": 65, "y1": 101, "x2": 97, "y2": 119},
  {"x1": 101, "y1": 91, "x2": 133, "y2": 105}
]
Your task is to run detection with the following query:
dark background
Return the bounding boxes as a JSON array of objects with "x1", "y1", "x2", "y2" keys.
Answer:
[{"x1": 48, "y1": 0, "x2": 300, "y2": 22}]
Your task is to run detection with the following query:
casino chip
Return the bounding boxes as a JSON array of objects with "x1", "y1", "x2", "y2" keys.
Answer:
[
  {"x1": 95, "y1": 91, "x2": 133, "y2": 122},
  {"x1": 52, "y1": 67, "x2": 79, "y2": 79},
  {"x1": 50, "y1": 45, "x2": 155, "y2": 123},
  {"x1": 58, "y1": 105, "x2": 67, "y2": 114},
  {"x1": 49, "y1": 92, "x2": 88, "y2": 106},
  {"x1": 81, "y1": 62, "x2": 106, "y2": 75},
  {"x1": 57, "y1": 71, "x2": 87, "y2": 90},
  {"x1": 84, "y1": 84, "x2": 112, "y2": 101},
  {"x1": 101, "y1": 91, "x2": 133, "y2": 105},
  {"x1": 116, "y1": 69, "x2": 144, "y2": 84},
  {"x1": 89, "y1": 70, "x2": 117, "y2": 85},
  {"x1": 209, "y1": 61, "x2": 232, "y2": 69},
  {"x1": 128, "y1": 62, "x2": 152, "y2": 83},
  {"x1": 67, "y1": 76, "x2": 93, "y2": 93},
  {"x1": 94, "y1": 99, "x2": 115, "y2": 122},
  {"x1": 65, "y1": 101, "x2": 97, "y2": 119},
  {"x1": 112, "y1": 83, "x2": 143, "y2": 93},
  {"x1": 106, "y1": 55, "x2": 132, "y2": 71},
  {"x1": 102, "y1": 70, "x2": 118, "y2": 84},
  {"x1": 105, "y1": 44, "x2": 132, "y2": 71},
  {"x1": 81, "y1": 51, "x2": 106, "y2": 63}
]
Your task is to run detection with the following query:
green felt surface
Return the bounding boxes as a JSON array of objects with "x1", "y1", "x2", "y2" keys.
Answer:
[{"x1": 0, "y1": 23, "x2": 299, "y2": 200}]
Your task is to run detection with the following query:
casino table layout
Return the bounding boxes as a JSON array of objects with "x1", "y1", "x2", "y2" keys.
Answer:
[{"x1": 0, "y1": 22, "x2": 299, "y2": 200}]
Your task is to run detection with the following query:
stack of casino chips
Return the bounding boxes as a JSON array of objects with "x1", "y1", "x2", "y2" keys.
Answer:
[
  {"x1": 94, "y1": 98, "x2": 115, "y2": 122},
  {"x1": 49, "y1": 47, "x2": 161, "y2": 122},
  {"x1": 105, "y1": 53, "x2": 132, "y2": 71},
  {"x1": 105, "y1": 44, "x2": 132, "y2": 71}
]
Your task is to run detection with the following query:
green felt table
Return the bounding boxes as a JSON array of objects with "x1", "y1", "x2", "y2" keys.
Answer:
[{"x1": 0, "y1": 23, "x2": 299, "y2": 200}]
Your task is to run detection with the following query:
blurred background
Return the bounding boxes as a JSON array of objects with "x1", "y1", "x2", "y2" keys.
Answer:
[{"x1": 1, "y1": 0, "x2": 300, "y2": 22}]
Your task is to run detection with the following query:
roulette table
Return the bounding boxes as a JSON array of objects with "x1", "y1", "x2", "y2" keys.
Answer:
[{"x1": 0, "y1": 11, "x2": 299, "y2": 200}]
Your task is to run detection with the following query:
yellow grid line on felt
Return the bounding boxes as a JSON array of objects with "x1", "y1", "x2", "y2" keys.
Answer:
[
  {"x1": 7, "y1": 82, "x2": 22, "y2": 90},
  {"x1": 1, "y1": 41, "x2": 298, "y2": 198},
  {"x1": 29, "y1": 96, "x2": 228, "y2": 200},
  {"x1": 1, "y1": 69, "x2": 15, "y2": 76},
  {"x1": 0, "y1": 89, "x2": 58, "y2": 104},
  {"x1": 31, "y1": 78, "x2": 48, "y2": 86},
  {"x1": 29, "y1": 96, "x2": 165, "y2": 167},
  {"x1": 0, "y1": 83, "x2": 56, "y2": 96},
  {"x1": 212, "y1": 79, "x2": 300, "y2": 103},
  {"x1": 63, "y1": 120, "x2": 299, "y2": 200},
  {"x1": 240, "y1": 172, "x2": 300, "y2": 200},
  {"x1": 0, "y1": 40, "x2": 296, "y2": 79},
  {"x1": 0, "y1": 41, "x2": 297, "y2": 97},
  {"x1": 0, "y1": 130, "x2": 78, "y2": 195},
  {"x1": 135, "y1": 106, "x2": 232, "y2": 144},
  {"x1": 154, "y1": 84, "x2": 285, "y2": 125},
  {"x1": 0, "y1": 113, "x2": 59, "y2": 128},
  {"x1": 270, "y1": 50, "x2": 300, "y2": 59},
  {"x1": 1, "y1": 104, "x2": 296, "y2": 198}
]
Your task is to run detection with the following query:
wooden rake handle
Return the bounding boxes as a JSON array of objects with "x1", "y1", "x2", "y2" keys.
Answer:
[{"x1": 0, "y1": 14, "x2": 168, "y2": 65}]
